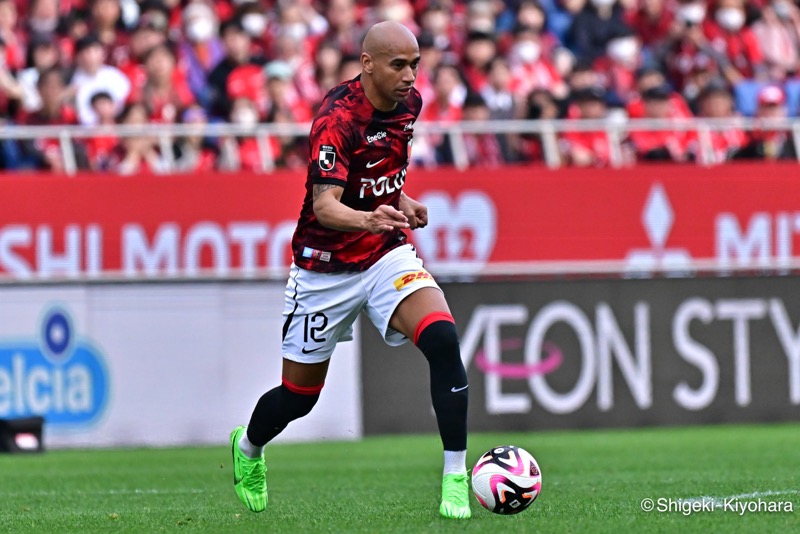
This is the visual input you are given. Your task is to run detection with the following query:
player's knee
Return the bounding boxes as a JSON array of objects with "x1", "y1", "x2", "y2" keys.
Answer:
[
  {"x1": 279, "y1": 380, "x2": 322, "y2": 420},
  {"x1": 415, "y1": 313, "x2": 461, "y2": 364}
]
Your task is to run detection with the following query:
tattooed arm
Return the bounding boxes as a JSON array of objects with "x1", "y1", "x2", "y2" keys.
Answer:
[{"x1": 312, "y1": 183, "x2": 410, "y2": 234}]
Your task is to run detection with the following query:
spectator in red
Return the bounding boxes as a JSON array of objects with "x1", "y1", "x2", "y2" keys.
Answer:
[
  {"x1": 21, "y1": 67, "x2": 89, "y2": 171},
  {"x1": 173, "y1": 104, "x2": 219, "y2": 172},
  {"x1": 269, "y1": 25, "x2": 318, "y2": 108},
  {"x1": 625, "y1": 83, "x2": 693, "y2": 162},
  {"x1": 218, "y1": 95, "x2": 274, "y2": 172},
  {"x1": 626, "y1": 65, "x2": 693, "y2": 118},
  {"x1": 135, "y1": 43, "x2": 195, "y2": 124},
  {"x1": 593, "y1": 27, "x2": 643, "y2": 105},
  {"x1": 662, "y1": 0, "x2": 717, "y2": 91},
  {"x1": 501, "y1": 1, "x2": 560, "y2": 59},
  {"x1": 509, "y1": 23, "x2": 569, "y2": 100},
  {"x1": 18, "y1": 33, "x2": 60, "y2": 113},
  {"x1": 263, "y1": 59, "x2": 312, "y2": 123},
  {"x1": 461, "y1": 31, "x2": 496, "y2": 92},
  {"x1": 751, "y1": 0, "x2": 800, "y2": 81},
  {"x1": 461, "y1": 91, "x2": 504, "y2": 167},
  {"x1": 318, "y1": 0, "x2": 364, "y2": 58},
  {"x1": 207, "y1": 17, "x2": 264, "y2": 120},
  {"x1": 0, "y1": 37, "x2": 23, "y2": 120},
  {"x1": 693, "y1": 80, "x2": 747, "y2": 163},
  {"x1": 178, "y1": 1, "x2": 225, "y2": 107},
  {"x1": 567, "y1": 0, "x2": 632, "y2": 62},
  {"x1": 624, "y1": 0, "x2": 675, "y2": 51},
  {"x1": 561, "y1": 85, "x2": 613, "y2": 166},
  {"x1": 0, "y1": 0, "x2": 24, "y2": 71},
  {"x1": 515, "y1": 87, "x2": 562, "y2": 162},
  {"x1": 420, "y1": 62, "x2": 465, "y2": 165},
  {"x1": 703, "y1": 0, "x2": 766, "y2": 83},
  {"x1": 116, "y1": 14, "x2": 170, "y2": 102},
  {"x1": 90, "y1": 0, "x2": 130, "y2": 66},
  {"x1": 109, "y1": 101, "x2": 170, "y2": 175},
  {"x1": 735, "y1": 85, "x2": 796, "y2": 160},
  {"x1": 85, "y1": 91, "x2": 118, "y2": 170},
  {"x1": 418, "y1": 1, "x2": 457, "y2": 54},
  {"x1": 69, "y1": 34, "x2": 131, "y2": 125},
  {"x1": 312, "y1": 40, "x2": 342, "y2": 102},
  {"x1": 26, "y1": 0, "x2": 60, "y2": 37}
]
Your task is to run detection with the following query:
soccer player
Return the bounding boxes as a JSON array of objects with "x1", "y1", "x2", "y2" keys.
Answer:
[{"x1": 229, "y1": 21, "x2": 471, "y2": 520}]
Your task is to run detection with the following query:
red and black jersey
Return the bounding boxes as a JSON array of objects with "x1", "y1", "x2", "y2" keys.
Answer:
[{"x1": 292, "y1": 76, "x2": 422, "y2": 273}]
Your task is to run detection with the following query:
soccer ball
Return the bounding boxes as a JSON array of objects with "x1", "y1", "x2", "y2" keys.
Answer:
[{"x1": 471, "y1": 445, "x2": 542, "y2": 514}]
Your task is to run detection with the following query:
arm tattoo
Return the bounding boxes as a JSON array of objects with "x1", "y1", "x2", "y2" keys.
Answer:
[{"x1": 313, "y1": 183, "x2": 340, "y2": 201}]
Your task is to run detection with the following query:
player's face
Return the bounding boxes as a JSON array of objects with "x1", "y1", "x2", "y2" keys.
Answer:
[{"x1": 368, "y1": 45, "x2": 420, "y2": 108}]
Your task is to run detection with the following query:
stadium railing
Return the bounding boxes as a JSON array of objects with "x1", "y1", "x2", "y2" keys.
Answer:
[{"x1": 3, "y1": 117, "x2": 799, "y2": 175}]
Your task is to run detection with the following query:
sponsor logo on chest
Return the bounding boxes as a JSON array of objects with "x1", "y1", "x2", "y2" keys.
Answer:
[{"x1": 367, "y1": 131, "x2": 387, "y2": 143}]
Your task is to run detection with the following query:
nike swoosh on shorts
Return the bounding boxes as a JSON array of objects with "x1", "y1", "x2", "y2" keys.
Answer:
[{"x1": 450, "y1": 385, "x2": 468, "y2": 393}]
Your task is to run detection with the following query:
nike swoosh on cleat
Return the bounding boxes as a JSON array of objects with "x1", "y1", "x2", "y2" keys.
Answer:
[
  {"x1": 365, "y1": 158, "x2": 385, "y2": 168},
  {"x1": 450, "y1": 385, "x2": 468, "y2": 393},
  {"x1": 301, "y1": 346, "x2": 324, "y2": 354}
]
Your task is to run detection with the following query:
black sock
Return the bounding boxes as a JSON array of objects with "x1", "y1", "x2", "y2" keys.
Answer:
[
  {"x1": 416, "y1": 320, "x2": 468, "y2": 451},
  {"x1": 246, "y1": 383, "x2": 320, "y2": 446}
]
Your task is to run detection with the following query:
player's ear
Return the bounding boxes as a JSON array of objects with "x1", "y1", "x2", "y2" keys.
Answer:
[{"x1": 361, "y1": 52, "x2": 373, "y2": 74}]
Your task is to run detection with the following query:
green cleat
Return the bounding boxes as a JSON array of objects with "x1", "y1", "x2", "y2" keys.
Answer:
[
  {"x1": 439, "y1": 473, "x2": 472, "y2": 519},
  {"x1": 230, "y1": 425, "x2": 267, "y2": 512}
]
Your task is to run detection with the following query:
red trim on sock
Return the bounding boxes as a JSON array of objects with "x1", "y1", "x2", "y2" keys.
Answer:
[
  {"x1": 282, "y1": 378, "x2": 324, "y2": 395},
  {"x1": 413, "y1": 311, "x2": 455, "y2": 345}
]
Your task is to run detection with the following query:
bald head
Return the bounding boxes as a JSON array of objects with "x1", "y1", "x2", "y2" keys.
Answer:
[{"x1": 362, "y1": 21, "x2": 419, "y2": 58}]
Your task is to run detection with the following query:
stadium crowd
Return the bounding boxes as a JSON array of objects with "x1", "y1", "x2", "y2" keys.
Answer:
[{"x1": 0, "y1": 0, "x2": 798, "y2": 173}]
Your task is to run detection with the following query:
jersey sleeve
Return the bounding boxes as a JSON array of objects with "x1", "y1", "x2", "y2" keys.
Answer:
[{"x1": 308, "y1": 111, "x2": 355, "y2": 186}]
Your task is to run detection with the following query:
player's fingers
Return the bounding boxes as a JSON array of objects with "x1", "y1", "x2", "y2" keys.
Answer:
[{"x1": 377, "y1": 205, "x2": 408, "y2": 222}]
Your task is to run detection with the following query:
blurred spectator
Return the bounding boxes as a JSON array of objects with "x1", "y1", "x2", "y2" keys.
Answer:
[
  {"x1": 561, "y1": 85, "x2": 613, "y2": 166},
  {"x1": 369, "y1": 0, "x2": 419, "y2": 33},
  {"x1": 133, "y1": 43, "x2": 195, "y2": 123},
  {"x1": 312, "y1": 41, "x2": 341, "y2": 103},
  {"x1": 337, "y1": 53, "x2": 362, "y2": 83},
  {"x1": 515, "y1": 88, "x2": 562, "y2": 162},
  {"x1": 703, "y1": 0, "x2": 766, "y2": 84},
  {"x1": 539, "y1": 0, "x2": 587, "y2": 46},
  {"x1": 117, "y1": 12, "x2": 170, "y2": 95},
  {"x1": 624, "y1": 0, "x2": 674, "y2": 52},
  {"x1": 320, "y1": 0, "x2": 364, "y2": 57},
  {"x1": 735, "y1": 85, "x2": 797, "y2": 160},
  {"x1": 481, "y1": 56, "x2": 516, "y2": 120},
  {"x1": 84, "y1": 91, "x2": 118, "y2": 170},
  {"x1": 270, "y1": 23, "x2": 317, "y2": 105},
  {"x1": 567, "y1": 59, "x2": 604, "y2": 92},
  {"x1": 207, "y1": 18, "x2": 264, "y2": 120},
  {"x1": 179, "y1": 1, "x2": 225, "y2": 106},
  {"x1": 419, "y1": 1, "x2": 456, "y2": 53},
  {"x1": 27, "y1": 0, "x2": 60, "y2": 37},
  {"x1": 172, "y1": 104, "x2": 219, "y2": 172},
  {"x1": 625, "y1": 83, "x2": 692, "y2": 161},
  {"x1": 461, "y1": 91, "x2": 504, "y2": 167},
  {"x1": 109, "y1": 101, "x2": 170, "y2": 175},
  {"x1": 218, "y1": 95, "x2": 269, "y2": 172},
  {"x1": 0, "y1": 38, "x2": 23, "y2": 118},
  {"x1": 18, "y1": 34, "x2": 60, "y2": 113},
  {"x1": 567, "y1": 0, "x2": 631, "y2": 62},
  {"x1": 70, "y1": 34, "x2": 131, "y2": 125},
  {"x1": 0, "y1": 0, "x2": 24, "y2": 71},
  {"x1": 91, "y1": 0, "x2": 130, "y2": 65},
  {"x1": 461, "y1": 31, "x2": 496, "y2": 92},
  {"x1": 509, "y1": 24, "x2": 569, "y2": 99},
  {"x1": 694, "y1": 80, "x2": 747, "y2": 163},
  {"x1": 21, "y1": 68, "x2": 89, "y2": 172},
  {"x1": 420, "y1": 62, "x2": 465, "y2": 165},
  {"x1": 593, "y1": 26, "x2": 643, "y2": 105},
  {"x1": 751, "y1": 0, "x2": 800, "y2": 81},
  {"x1": 264, "y1": 59, "x2": 312, "y2": 123},
  {"x1": 626, "y1": 65, "x2": 693, "y2": 118},
  {"x1": 662, "y1": 0, "x2": 718, "y2": 91}
]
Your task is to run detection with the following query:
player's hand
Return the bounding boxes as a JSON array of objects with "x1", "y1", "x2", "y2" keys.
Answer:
[
  {"x1": 399, "y1": 194, "x2": 428, "y2": 229},
  {"x1": 366, "y1": 205, "x2": 410, "y2": 234}
]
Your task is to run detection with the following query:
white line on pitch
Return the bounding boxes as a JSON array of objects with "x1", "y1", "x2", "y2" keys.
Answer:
[{"x1": 0, "y1": 488, "x2": 207, "y2": 497}]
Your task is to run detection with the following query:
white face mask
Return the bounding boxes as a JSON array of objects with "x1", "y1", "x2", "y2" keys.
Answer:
[
  {"x1": 591, "y1": 0, "x2": 616, "y2": 8},
  {"x1": 678, "y1": 3, "x2": 706, "y2": 24},
  {"x1": 715, "y1": 7, "x2": 745, "y2": 31},
  {"x1": 186, "y1": 18, "x2": 216, "y2": 43},
  {"x1": 381, "y1": 6, "x2": 409, "y2": 21},
  {"x1": 607, "y1": 37, "x2": 639, "y2": 64},
  {"x1": 233, "y1": 109, "x2": 259, "y2": 126},
  {"x1": 282, "y1": 22, "x2": 307, "y2": 41},
  {"x1": 514, "y1": 41, "x2": 541, "y2": 64},
  {"x1": 774, "y1": 0, "x2": 792, "y2": 19},
  {"x1": 242, "y1": 14, "x2": 267, "y2": 37}
]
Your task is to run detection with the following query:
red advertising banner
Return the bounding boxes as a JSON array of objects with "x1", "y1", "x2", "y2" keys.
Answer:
[{"x1": 1, "y1": 163, "x2": 798, "y2": 279}]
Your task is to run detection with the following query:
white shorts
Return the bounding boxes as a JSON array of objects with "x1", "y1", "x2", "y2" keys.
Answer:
[{"x1": 281, "y1": 244, "x2": 440, "y2": 363}]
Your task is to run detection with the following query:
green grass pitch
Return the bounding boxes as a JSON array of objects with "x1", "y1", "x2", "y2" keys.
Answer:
[{"x1": 1, "y1": 424, "x2": 797, "y2": 533}]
